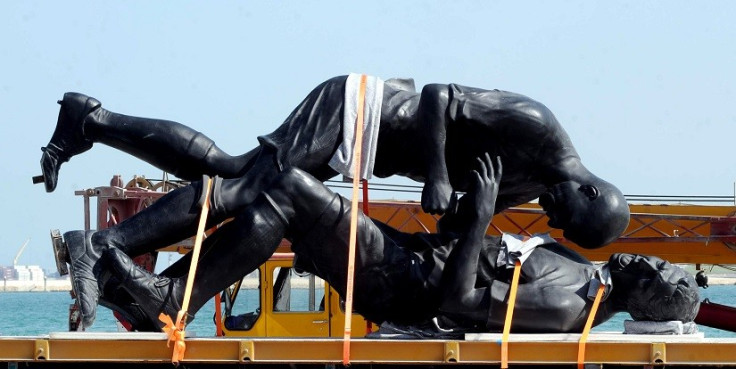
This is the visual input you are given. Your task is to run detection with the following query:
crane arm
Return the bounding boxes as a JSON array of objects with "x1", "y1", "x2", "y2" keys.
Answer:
[{"x1": 13, "y1": 238, "x2": 30, "y2": 266}]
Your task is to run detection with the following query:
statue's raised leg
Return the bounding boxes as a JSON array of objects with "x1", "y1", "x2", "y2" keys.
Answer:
[{"x1": 35, "y1": 93, "x2": 255, "y2": 192}]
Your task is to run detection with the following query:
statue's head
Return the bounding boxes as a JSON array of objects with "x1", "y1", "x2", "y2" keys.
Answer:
[
  {"x1": 538, "y1": 177, "x2": 629, "y2": 248},
  {"x1": 609, "y1": 253, "x2": 700, "y2": 322}
]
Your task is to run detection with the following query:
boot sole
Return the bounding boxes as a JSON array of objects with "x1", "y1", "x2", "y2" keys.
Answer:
[
  {"x1": 36, "y1": 149, "x2": 60, "y2": 192},
  {"x1": 34, "y1": 94, "x2": 99, "y2": 192},
  {"x1": 63, "y1": 230, "x2": 101, "y2": 328},
  {"x1": 50, "y1": 229, "x2": 69, "y2": 276}
]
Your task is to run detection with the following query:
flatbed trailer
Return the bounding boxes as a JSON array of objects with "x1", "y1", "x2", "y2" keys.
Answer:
[
  {"x1": 2, "y1": 332, "x2": 736, "y2": 367},
  {"x1": 3, "y1": 176, "x2": 736, "y2": 368}
]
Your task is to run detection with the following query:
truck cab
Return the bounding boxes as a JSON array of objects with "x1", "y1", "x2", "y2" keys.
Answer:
[{"x1": 221, "y1": 251, "x2": 374, "y2": 337}]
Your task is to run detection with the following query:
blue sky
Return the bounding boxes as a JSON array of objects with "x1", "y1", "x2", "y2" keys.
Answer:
[{"x1": 1, "y1": 1, "x2": 735, "y2": 270}]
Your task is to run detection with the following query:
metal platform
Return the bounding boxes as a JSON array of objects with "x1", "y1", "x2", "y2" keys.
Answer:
[{"x1": 2, "y1": 332, "x2": 736, "y2": 366}]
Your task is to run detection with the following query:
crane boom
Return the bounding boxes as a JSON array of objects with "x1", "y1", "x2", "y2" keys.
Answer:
[{"x1": 13, "y1": 238, "x2": 30, "y2": 267}]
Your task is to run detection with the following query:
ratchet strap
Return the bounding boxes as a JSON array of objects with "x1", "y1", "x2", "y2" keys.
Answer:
[
  {"x1": 500, "y1": 259, "x2": 522, "y2": 369},
  {"x1": 343, "y1": 74, "x2": 368, "y2": 365},
  {"x1": 361, "y1": 178, "x2": 373, "y2": 334},
  {"x1": 577, "y1": 282, "x2": 606, "y2": 369},
  {"x1": 160, "y1": 176, "x2": 214, "y2": 365}
]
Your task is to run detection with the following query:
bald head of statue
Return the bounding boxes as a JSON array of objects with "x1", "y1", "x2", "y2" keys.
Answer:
[{"x1": 539, "y1": 176, "x2": 630, "y2": 248}]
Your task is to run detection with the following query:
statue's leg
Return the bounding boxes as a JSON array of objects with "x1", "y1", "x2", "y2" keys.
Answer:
[
  {"x1": 66, "y1": 149, "x2": 282, "y2": 327},
  {"x1": 250, "y1": 167, "x2": 398, "y2": 302},
  {"x1": 103, "y1": 191, "x2": 289, "y2": 329},
  {"x1": 85, "y1": 108, "x2": 255, "y2": 179},
  {"x1": 100, "y1": 168, "x2": 350, "y2": 328},
  {"x1": 107, "y1": 164, "x2": 432, "y2": 327},
  {"x1": 62, "y1": 182, "x2": 206, "y2": 328},
  {"x1": 38, "y1": 92, "x2": 255, "y2": 192}
]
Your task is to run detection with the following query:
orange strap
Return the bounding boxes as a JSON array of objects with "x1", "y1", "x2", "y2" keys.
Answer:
[
  {"x1": 577, "y1": 282, "x2": 606, "y2": 369},
  {"x1": 361, "y1": 179, "x2": 373, "y2": 334},
  {"x1": 159, "y1": 176, "x2": 214, "y2": 365},
  {"x1": 342, "y1": 74, "x2": 368, "y2": 365},
  {"x1": 500, "y1": 259, "x2": 522, "y2": 369},
  {"x1": 214, "y1": 293, "x2": 223, "y2": 336},
  {"x1": 160, "y1": 314, "x2": 186, "y2": 363}
]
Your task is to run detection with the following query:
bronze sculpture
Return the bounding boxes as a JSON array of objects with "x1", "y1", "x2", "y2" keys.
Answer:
[
  {"x1": 38, "y1": 75, "x2": 630, "y2": 328},
  {"x1": 98, "y1": 155, "x2": 697, "y2": 332}
]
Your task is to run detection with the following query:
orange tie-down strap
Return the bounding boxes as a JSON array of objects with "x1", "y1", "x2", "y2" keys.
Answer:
[
  {"x1": 500, "y1": 260, "x2": 522, "y2": 369},
  {"x1": 361, "y1": 178, "x2": 373, "y2": 334},
  {"x1": 577, "y1": 283, "x2": 606, "y2": 369},
  {"x1": 159, "y1": 176, "x2": 214, "y2": 365},
  {"x1": 343, "y1": 74, "x2": 368, "y2": 365},
  {"x1": 500, "y1": 262, "x2": 606, "y2": 369}
]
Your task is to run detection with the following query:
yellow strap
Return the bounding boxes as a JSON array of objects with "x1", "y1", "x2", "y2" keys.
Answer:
[
  {"x1": 501, "y1": 259, "x2": 522, "y2": 369},
  {"x1": 577, "y1": 282, "x2": 606, "y2": 369},
  {"x1": 342, "y1": 74, "x2": 368, "y2": 365},
  {"x1": 159, "y1": 176, "x2": 214, "y2": 365}
]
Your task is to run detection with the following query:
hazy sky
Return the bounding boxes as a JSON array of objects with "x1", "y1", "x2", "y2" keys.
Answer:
[{"x1": 1, "y1": 1, "x2": 735, "y2": 270}]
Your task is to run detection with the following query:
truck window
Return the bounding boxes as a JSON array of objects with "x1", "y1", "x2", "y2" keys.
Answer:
[
  {"x1": 272, "y1": 267, "x2": 325, "y2": 312},
  {"x1": 223, "y1": 269, "x2": 261, "y2": 330}
]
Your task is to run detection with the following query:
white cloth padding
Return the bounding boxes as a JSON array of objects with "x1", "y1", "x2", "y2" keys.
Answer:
[
  {"x1": 624, "y1": 320, "x2": 699, "y2": 335},
  {"x1": 497, "y1": 233, "x2": 555, "y2": 268},
  {"x1": 329, "y1": 73, "x2": 384, "y2": 180}
]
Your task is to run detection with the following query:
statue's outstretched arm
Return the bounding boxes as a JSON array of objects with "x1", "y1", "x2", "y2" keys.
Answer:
[{"x1": 440, "y1": 154, "x2": 501, "y2": 321}]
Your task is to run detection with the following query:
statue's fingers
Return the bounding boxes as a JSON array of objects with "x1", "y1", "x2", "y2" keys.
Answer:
[
  {"x1": 495, "y1": 155, "x2": 503, "y2": 181},
  {"x1": 483, "y1": 152, "x2": 494, "y2": 179},
  {"x1": 471, "y1": 169, "x2": 482, "y2": 186},
  {"x1": 475, "y1": 157, "x2": 488, "y2": 179}
]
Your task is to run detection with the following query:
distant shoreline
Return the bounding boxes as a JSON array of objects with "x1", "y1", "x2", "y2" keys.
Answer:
[
  {"x1": 1, "y1": 275, "x2": 735, "y2": 293},
  {"x1": 1, "y1": 279, "x2": 71, "y2": 292}
]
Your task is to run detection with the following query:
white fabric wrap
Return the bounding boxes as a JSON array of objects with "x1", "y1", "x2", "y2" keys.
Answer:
[
  {"x1": 624, "y1": 320, "x2": 699, "y2": 335},
  {"x1": 497, "y1": 233, "x2": 555, "y2": 268},
  {"x1": 328, "y1": 73, "x2": 384, "y2": 180},
  {"x1": 587, "y1": 263, "x2": 613, "y2": 302}
]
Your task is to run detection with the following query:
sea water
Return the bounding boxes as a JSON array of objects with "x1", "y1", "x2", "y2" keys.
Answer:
[{"x1": 1, "y1": 285, "x2": 734, "y2": 337}]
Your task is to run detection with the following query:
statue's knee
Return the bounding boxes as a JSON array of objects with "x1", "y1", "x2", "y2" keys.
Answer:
[
  {"x1": 273, "y1": 167, "x2": 319, "y2": 193},
  {"x1": 266, "y1": 167, "x2": 333, "y2": 216}
]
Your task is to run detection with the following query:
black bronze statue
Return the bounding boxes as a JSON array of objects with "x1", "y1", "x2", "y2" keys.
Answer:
[
  {"x1": 99, "y1": 154, "x2": 698, "y2": 332},
  {"x1": 38, "y1": 75, "x2": 630, "y2": 327}
]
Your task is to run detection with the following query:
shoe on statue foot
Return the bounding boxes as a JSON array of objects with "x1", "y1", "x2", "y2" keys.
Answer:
[
  {"x1": 98, "y1": 273, "x2": 161, "y2": 332},
  {"x1": 36, "y1": 93, "x2": 100, "y2": 192},
  {"x1": 64, "y1": 230, "x2": 107, "y2": 329},
  {"x1": 104, "y1": 248, "x2": 187, "y2": 330}
]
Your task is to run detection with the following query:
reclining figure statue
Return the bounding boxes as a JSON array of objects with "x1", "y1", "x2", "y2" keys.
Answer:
[
  {"x1": 99, "y1": 154, "x2": 698, "y2": 333},
  {"x1": 37, "y1": 74, "x2": 630, "y2": 328}
]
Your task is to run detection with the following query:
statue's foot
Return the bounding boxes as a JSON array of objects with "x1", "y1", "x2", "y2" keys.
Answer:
[
  {"x1": 36, "y1": 93, "x2": 100, "y2": 192},
  {"x1": 98, "y1": 274, "x2": 160, "y2": 332},
  {"x1": 64, "y1": 230, "x2": 107, "y2": 329},
  {"x1": 105, "y1": 248, "x2": 187, "y2": 330},
  {"x1": 50, "y1": 229, "x2": 69, "y2": 276}
]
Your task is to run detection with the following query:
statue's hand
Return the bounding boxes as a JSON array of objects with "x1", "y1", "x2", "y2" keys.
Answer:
[
  {"x1": 421, "y1": 179, "x2": 455, "y2": 215},
  {"x1": 469, "y1": 153, "x2": 502, "y2": 222}
]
